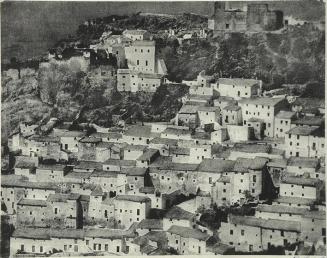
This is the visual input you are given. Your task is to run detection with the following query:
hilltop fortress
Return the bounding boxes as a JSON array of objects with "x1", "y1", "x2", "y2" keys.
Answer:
[{"x1": 208, "y1": 2, "x2": 284, "y2": 32}]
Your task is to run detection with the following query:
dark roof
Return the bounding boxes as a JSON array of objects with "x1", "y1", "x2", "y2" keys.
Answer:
[
  {"x1": 232, "y1": 143, "x2": 272, "y2": 153},
  {"x1": 103, "y1": 159, "x2": 136, "y2": 167},
  {"x1": 15, "y1": 161, "x2": 35, "y2": 169},
  {"x1": 139, "y1": 186, "x2": 155, "y2": 194},
  {"x1": 273, "y1": 196, "x2": 315, "y2": 206},
  {"x1": 137, "y1": 219, "x2": 163, "y2": 230},
  {"x1": 115, "y1": 195, "x2": 151, "y2": 203},
  {"x1": 198, "y1": 159, "x2": 235, "y2": 173},
  {"x1": 74, "y1": 161, "x2": 103, "y2": 171},
  {"x1": 17, "y1": 199, "x2": 48, "y2": 207},
  {"x1": 79, "y1": 137, "x2": 102, "y2": 143},
  {"x1": 47, "y1": 193, "x2": 80, "y2": 202},
  {"x1": 285, "y1": 126, "x2": 320, "y2": 136},
  {"x1": 293, "y1": 116, "x2": 324, "y2": 126},
  {"x1": 256, "y1": 204, "x2": 307, "y2": 215},
  {"x1": 162, "y1": 127, "x2": 191, "y2": 136},
  {"x1": 122, "y1": 167, "x2": 148, "y2": 176},
  {"x1": 229, "y1": 215, "x2": 301, "y2": 232},
  {"x1": 124, "y1": 125, "x2": 153, "y2": 137},
  {"x1": 267, "y1": 159, "x2": 287, "y2": 168},
  {"x1": 165, "y1": 206, "x2": 194, "y2": 220},
  {"x1": 223, "y1": 105, "x2": 241, "y2": 111},
  {"x1": 281, "y1": 176, "x2": 321, "y2": 187},
  {"x1": 37, "y1": 164, "x2": 67, "y2": 171},
  {"x1": 1, "y1": 175, "x2": 58, "y2": 190},
  {"x1": 287, "y1": 157, "x2": 319, "y2": 168},
  {"x1": 168, "y1": 225, "x2": 210, "y2": 241},
  {"x1": 238, "y1": 97, "x2": 285, "y2": 106},
  {"x1": 150, "y1": 137, "x2": 178, "y2": 145},
  {"x1": 137, "y1": 148, "x2": 159, "y2": 161},
  {"x1": 292, "y1": 97, "x2": 325, "y2": 109},
  {"x1": 85, "y1": 228, "x2": 136, "y2": 239},
  {"x1": 233, "y1": 157, "x2": 268, "y2": 172}
]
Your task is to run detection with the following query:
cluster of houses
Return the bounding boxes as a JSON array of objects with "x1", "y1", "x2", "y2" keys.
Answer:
[
  {"x1": 89, "y1": 29, "x2": 168, "y2": 93},
  {"x1": 1, "y1": 27, "x2": 326, "y2": 257}
]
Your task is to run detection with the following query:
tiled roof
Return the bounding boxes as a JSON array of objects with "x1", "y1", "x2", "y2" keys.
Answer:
[
  {"x1": 137, "y1": 219, "x2": 163, "y2": 230},
  {"x1": 287, "y1": 157, "x2": 319, "y2": 168},
  {"x1": 132, "y1": 40, "x2": 155, "y2": 46},
  {"x1": 198, "y1": 106, "x2": 220, "y2": 112},
  {"x1": 162, "y1": 127, "x2": 191, "y2": 136},
  {"x1": 139, "y1": 186, "x2": 155, "y2": 194},
  {"x1": 267, "y1": 159, "x2": 287, "y2": 168},
  {"x1": 302, "y1": 210, "x2": 326, "y2": 220},
  {"x1": 285, "y1": 126, "x2": 320, "y2": 136},
  {"x1": 223, "y1": 105, "x2": 241, "y2": 111},
  {"x1": 115, "y1": 195, "x2": 151, "y2": 203},
  {"x1": 12, "y1": 228, "x2": 50, "y2": 240},
  {"x1": 168, "y1": 225, "x2": 210, "y2": 241},
  {"x1": 170, "y1": 147, "x2": 190, "y2": 155},
  {"x1": 273, "y1": 196, "x2": 315, "y2": 206},
  {"x1": 47, "y1": 193, "x2": 80, "y2": 202},
  {"x1": 124, "y1": 125, "x2": 153, "y2": 137},
  {"x1": 137, "y1": 148, "x2": 159, "y2": 160},
  {"x1": 65, "y1": 171, "x2": 92, "y2": 179},
  {"x1": 198, "y1": 159, "x2": 235, "y2": 173},
  {"x1": 29, "y1": 135, "x2": 60, "y2": 143},
  {"x1": 219, "y1": 78, "x2": 260, "y2": 87},
  {"x1": 124, "y1": 144, "x2": 147, "y2": 151},
  {"x1": 293, "y1": 116, "x2": 324, "y2": 126},
  {"x1": 85, "y1": 228, "x2": 136, "y2": 239},
  {"x1": 15, "y1": 161, "x2": 35, "y2": 169},
  {"x1": 17, "y1": 199, "x2": 48, "y2": 207},
  {"x1": 103, "y1": 159, "x2": 136, "y2": 167},
  {"x1": 229, "y1": 215, "x2": 301, "y2": 232},
  {"x1": 1, "y1": 175, "x2": 58, "y2": 190},
  {"x1": 150, "y1": 137, "x2": 178, "y2": 145},
  {"x1": 178, "y1": 104, "x2": 200, "y2": 114},
  {"x1": 74, "y1": 161, "x2": 103, "y2": 170},
  {"x1": 292, "y1": 97, "x2": 325, "y2": 109},
  {"x1": 256, "y1": 204, "x2": 307, "y2": 215},
  {"x1": 79, "y1": 137, "x2": 102, "y2": 143},
  {"x1": 232, "y1": 143, "x2": 272, "y2": 153},
  {"x1": 238, "y1": 97, "x2": 285, "y2": 106},
  {"x1": 122, "y1": 167, "x2": 148, "y2": 176},
  {"x1": 233, "y1": 157, "x2": 268, "y2": 172},
  {"x1": 165, "y1": 206, "x2": 195, "y2": 220},
  {"x1": 54, "y1": 130, "x2": 86, "y2": 138},
  {"x1": 281, "y1": 176, "x2": 321, "y2": 187},
  {"x1": 37, "y1": 164, "x2": 67, "y2": 171}
]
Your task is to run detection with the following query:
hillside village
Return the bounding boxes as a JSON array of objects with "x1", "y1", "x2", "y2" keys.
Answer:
[{"x1": 1, "y1": 2, "x2": 326, "y2": 257}]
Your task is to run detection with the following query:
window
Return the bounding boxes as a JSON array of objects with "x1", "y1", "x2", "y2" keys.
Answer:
[
  {"x1": 117, "y1": 246, "x2": 120, "y2": 252},
  {"x1": 253, "y1": 175, "x2": 256, "y2": 182},
  {"x1": 176, "y1": 240, "x2": 179, "y2": 244},
  {"x1": 209, "y1": 177, "x2": 212, "y2": 184},
  {"x1": 93, "y1": 244, "x2": 96, "y2": 250},
  {"x1": 86, "y1": 240, "x2": 89, "y2": 245},
  {"x1": 268, "y1": 123, "x2": 271, "y2": 128},
  {"x1": 21, "y1": 245, "x2": 24, "y2": 251},
  {"x1": 105, "y1": 244, "x2": 108, "y2": 251},
  {"x1": 54, "y1": 208, "x2": 58, "y2": 214},
  {"x1": 297, "y1": 135, "x2": 300, "y2": 140},
  {"x1": 241, "y1": 230, "x2": 244, "y2": 236},
  {"x1": 240, "y1": 179, "x2": 243, "y2": 183},
  {"x1": 40, "y1": 246, "x2": 43, "y2": 253},
  {"x1": 137, "y1": 209, "x2": 140, "y2": 215},
  {"x1": 32, "y1": 246, "x2": 35, "y2": 252},
  {"x1": 230, "y1": 230, "x2": 233, "y2": 235},
  {"x1": 226, "y1": 23, "x2": 229, "y2": 29},
  {"x1": 145, "y1": 60, "x2": 148, "y2": 66},
  {"x1": 137, "y1": 60, "x2": 139, "y2": 65},
  {"x1": 98, "y1": 244, "x2": 101, "y2": 250}
]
